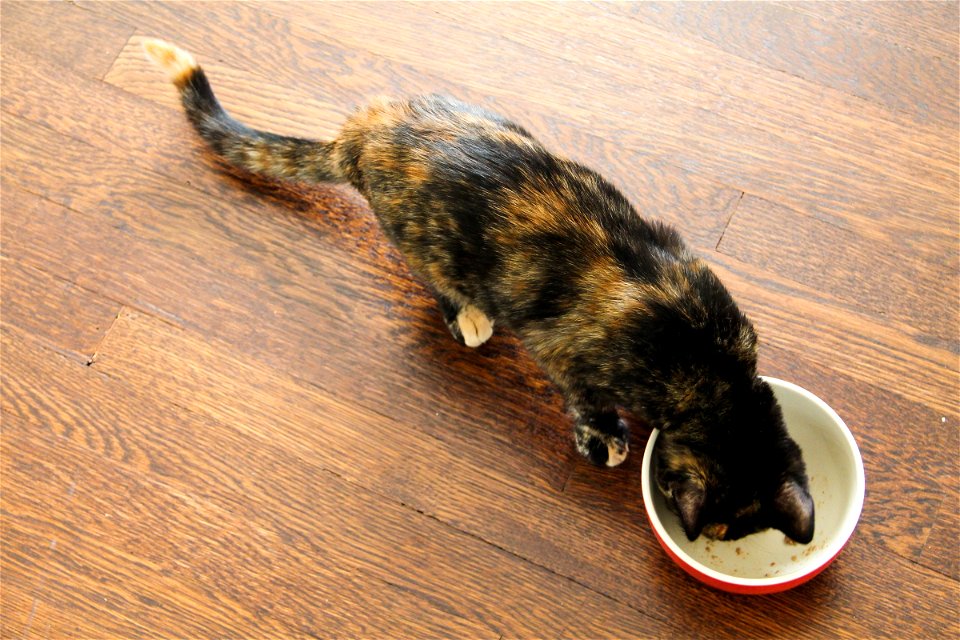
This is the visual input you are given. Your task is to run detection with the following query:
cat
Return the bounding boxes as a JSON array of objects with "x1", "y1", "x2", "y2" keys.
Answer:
[{"x1": 143, "y1": 39, "x2": 814, "y2": 544}]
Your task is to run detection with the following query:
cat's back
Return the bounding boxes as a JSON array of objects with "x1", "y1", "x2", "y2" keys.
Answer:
[
  {"x1": 342, "y1": 94, "x2": 633, "y2": 228},
  {"x1": 339, "y1": 94, "x2": 538, "y2": 184},
  {"x1": 338, "y1": 95, "x2": 695, "y2": 324}
]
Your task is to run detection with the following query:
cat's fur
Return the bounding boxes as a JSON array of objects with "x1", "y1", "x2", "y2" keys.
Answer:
[{"x1": 144, "y1": 40, "x2": 814, "y2": 543}]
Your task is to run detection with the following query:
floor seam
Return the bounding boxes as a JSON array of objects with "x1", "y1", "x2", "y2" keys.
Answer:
[{"x1": 715, "y1": 190, "x2": 745, "y2": 251}]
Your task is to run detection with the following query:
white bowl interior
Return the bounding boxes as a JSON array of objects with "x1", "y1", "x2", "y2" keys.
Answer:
[{"x1": 642, "y1": 377, "x2": 865, "y2": 585}]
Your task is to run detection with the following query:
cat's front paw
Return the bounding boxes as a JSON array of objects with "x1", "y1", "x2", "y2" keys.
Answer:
[
  {"x1": 575, "y1": 423, "x2": 629, "y2": 467},
  {"x1": 605, "y1": 437, "x2": 629, "y2": 467}
]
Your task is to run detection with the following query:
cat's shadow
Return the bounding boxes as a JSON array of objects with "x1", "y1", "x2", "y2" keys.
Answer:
[
  {"x1": 222, "y1": 170, "x2": 648, "y2": 494},
  {"x1": 221, "y1": 169, "x2": 674, "y2": 517},
  {"x1": 221, "y1": 167, "x2": 578, "y2": 459}
]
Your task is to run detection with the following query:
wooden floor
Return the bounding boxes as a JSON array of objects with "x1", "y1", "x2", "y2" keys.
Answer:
[{"x1": 2, "y1": 1, "x2": 958, "y2": 638}]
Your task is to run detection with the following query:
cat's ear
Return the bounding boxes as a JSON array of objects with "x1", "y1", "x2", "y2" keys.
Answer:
[
  {"x1": 773, "y1": 478, "x2": 815, "y2": 544},
  {"x1": 672, "y1": 479, "x2": 706, "y2": 541}
]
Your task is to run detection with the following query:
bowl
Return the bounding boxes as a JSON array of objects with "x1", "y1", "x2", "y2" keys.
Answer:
[{"x1": 640, "y1": 376, "x2": 865, "y2": 594}]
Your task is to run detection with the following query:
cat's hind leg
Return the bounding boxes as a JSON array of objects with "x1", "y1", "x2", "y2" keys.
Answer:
[
  {"x1": 572, "y1": 409, "x2": 630, "y2": 467},
  {"x1": 434, "y1": 293, "x2": 494, "y2": 348},
  {"x1": 457, "y1": 305, "x2": 494, "y2": 347}
]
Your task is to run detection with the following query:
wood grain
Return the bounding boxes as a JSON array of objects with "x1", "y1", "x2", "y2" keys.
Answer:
[
  {"x1": 0, "y1": 0, "x2": 133, "y2": 77},
  {"x1": 1, "y1": 418, "x2": 502, "y2": 638},
  {"x1": 705, "y1": 250, "x2": 957, "y2": 416},
  {"x1": 4, "y1": 26, "x2": 951, "y2": 414},
  {"x1": 0, "y1": 255, "x2": 120, "y2": 362},
  {"x1": 919, "y1": 472, "x2": 960, "y2": 581},
  {"x1": 782, "y1": 2, "x2": 959, "y2": 67},
  {"x1": 617, "y1": 1, "x2": 959, "y2": 127},
  {"x1": 82, "y1": 0, "x2": 959, "y2": 242},
  {"x1": 253, "y1": 0, "x2": 959, "y2": 226},
  {"x1": 0, "y1": 110, "x2": 580, "y2": 492},
  {"x1": 102, "y1": 34, "x2": 744, "y2": 251},
  {"x1": 3, "y1": 100, "x2": 951, "y2": 497},
  {"x1": 2, "y1": 1, "x2": 957, "y2": 638},
  {"x1": 2, "y1": 325, "x2": 667, "y2": 639},
  {"x1": 718, "y1": 194, "x2": 959, "y2": 342},
  {"x1": 755, "y1": 342, "x2": 954, "y2": 564},
  {"x1": 105, "y1": 35, "x2": 345, "y2": 142},
  {"x1": 27, "y1": 306, "x2": 958, "y2": 638}
]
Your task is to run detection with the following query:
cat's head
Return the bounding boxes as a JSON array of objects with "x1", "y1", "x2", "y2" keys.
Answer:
[{"x1": 653, "y1": 378, "x2": 815, "y2": 544}]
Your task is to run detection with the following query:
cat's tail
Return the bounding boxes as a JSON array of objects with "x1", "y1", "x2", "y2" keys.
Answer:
[{"x1": 142, "y1": 39, "x2": 345, "y2": 184}]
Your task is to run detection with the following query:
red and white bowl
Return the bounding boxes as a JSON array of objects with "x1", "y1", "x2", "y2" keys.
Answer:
[{"x1": 641, "y1": 377, "x2": 865, "y2": 594}]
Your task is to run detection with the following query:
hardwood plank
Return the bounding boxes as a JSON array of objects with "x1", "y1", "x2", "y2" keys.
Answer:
[
  {"x1": 4, "y1": 102, "x2": 953, "y2": 515},
  {"x1": 571, "y1": 513, "x2": 957, "y2": 640},
  {"x1": 99, "y1": 22, "x2": 952, "y2": 412},
  {"x1": 0, "y1": 176, "x2": 199, "y2": 327},
  {"x1": 81, "y1": 0, "x2": 957, "y2": 245},
  {"x1": 85, "y1": 309, "x2": 958, "y2": 639},
  {"x1": 98, "y1": 33, "x2": 741, "y2": 250},
  {"x1": 563, "y1": 461, "x2": 958, "y2": 640},
  {"x1": 0, "y1": 318, "x2": 827, "y2": 639},
  {"x1": 0, "y1": 38, "x2": 739, "y2": 496},
  {"x1": 3, "y1": 3, "x2": 956, "y2": 636},
  {"x1": 417, "y1": 0, "x2": 957, "y2": 169},
  {"x1": 0, "y1": 525, "x2": 36, "y2": 639},
  {"x1": 2, "y1": 421, "x2": 502, "y2": 638},
  {"x1": 564, "y1": 330, "x2": 954, "y2": 568},
  {"x1": 2, "y1": 317, "x2": 575, "y2": 563},
  {"x1": 0, "y1": 255, "x2": 121, "y2": 362},
  {"x1": 717, "y1": 194, "x2": 958, "y2": 342},
  {"x1": 917, "y1": 433, "x2": 960, "y2": 581},
  {"x1": 782, "y1": 1, "x2": 959, "y2": 60},
  {"x1": 556, "y1": 594, "x2": 665, "y2": 640},
  {"x1": 2, "y1": 515, "x2": 250, "y2": 638},
  {"x1": 1, "y1": 325, "x2": 670, "y2": 638},
  {"x1": 0, "y1": 0, "x2": 133, "y2": 78},
  {"x1": 3, "y1": 189, "x2": 952, "y2": 636},
  {"x1": 104, "y1": 35, "x2": 344, "y2": 142},
  {"x1": 7, "y1": 104, "x2": 952, "y2": 580},
  {"x1": 8, "y1": 41, "x2": 943, "y2": 440},
  {"x1": 704, "y1": 250, "x2": 957, "y2": 417},
  {"x1": 1, "y1": 329, "x2": 664, "y2": 639},
  {"x1": 618, "y1": 1, "x2": 959, "y2": 127},
  {"x1": 2, "y1": 421, "x2": 270, "y2": 639},
  {"x1": 0, "y1": 45, "x2": 366, "y2": 249},
  {"x1": 1, "y1": 516, "x2": 158, "y2": 640},
  {"x1": 251, "y1": 0, "x2": 958, "y2": 229}
]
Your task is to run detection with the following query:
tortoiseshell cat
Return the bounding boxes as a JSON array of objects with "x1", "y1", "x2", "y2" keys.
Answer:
[{"x1": 144, "y1": 40, "x2": 814, "y2": 543}]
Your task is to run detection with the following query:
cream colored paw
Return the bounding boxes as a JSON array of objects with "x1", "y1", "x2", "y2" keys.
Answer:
[
  {"x1": 606, "y1": 439, "x2": 629, "y2": 467},
  {"x1": 456, "y1": 305, "x2": 494, "y2": 347}
]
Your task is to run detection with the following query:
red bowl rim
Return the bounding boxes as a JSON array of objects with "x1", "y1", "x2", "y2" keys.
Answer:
[
  {"x1": 640, "y1": 376, "x2": 865, "y2": 594},
  {"x1": 645, "y1": 507, "x2": 849, "y2": 594}
]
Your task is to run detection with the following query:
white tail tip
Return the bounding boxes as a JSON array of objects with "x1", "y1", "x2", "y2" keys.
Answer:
[{"x1": 142, "y1": 38, "x2": 198, "y2": 86}]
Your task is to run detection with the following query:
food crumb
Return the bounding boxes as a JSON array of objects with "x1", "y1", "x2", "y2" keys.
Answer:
[
  {"x1": 791, "y1": 555, "x2": 798, "y2": 562},
  {"x1": 735, "y1": 547, "x2": 742, "y2": 556},
  {"x1": 784, "y1": 536, "x2": 798, "y2": 546},
  {"x1": 770, "y1": 561, "x2": 776, "y2": 567}
]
